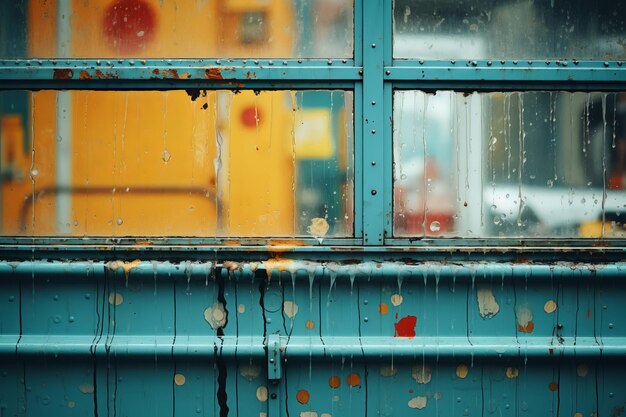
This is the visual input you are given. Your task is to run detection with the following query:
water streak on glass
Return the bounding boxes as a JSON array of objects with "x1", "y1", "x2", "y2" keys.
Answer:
[
  {"x1": 394, "y1": 0, "x2": 626, "y2": 60},
  {"x1": 393, "y1": 90, "x2": 626, "y2": 238},
  {"x1": 0, "y1": 90, "x2": 353, "y2": 237},
  {"x1": 0, "y1": 0, "x2": 353, "y2": 58}
]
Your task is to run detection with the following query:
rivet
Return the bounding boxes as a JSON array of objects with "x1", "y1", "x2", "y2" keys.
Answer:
[
  {"x1": 556, "y1": 323, "x2": 563, "y2": 329},
  {"x1": 358, "y1": 70, "x2": 363, "y2": 75},
  {"x1": 618, "y1": 62, "x2": 623, "y2": 66},
  {"x1": 371, "y1": 101, "x2": 376, "y2": 105},
  {"x1": 385, "y1": 70, "x2": 391, "y2": 75},
  {"x1": 527, "y1": 60, "x2": 532, "y2": 65},
  {"x1": 298, "y1": 59, "x2": 302, "y2": 64},
  {"x1": 216, "y1": 60, "x2": 221, "y2": 65},
  {"x1": 270, "y1": 393, "x2": 277, "y2": 399},
  {"x1": 118, "y1": 59, "x2": 123, "y2": 64},
  {"x1": 500, "y1": 60, "x2": 505, "y2": 64},
  {"x1": 269, "y1": 358, "x2": 275, "y2": 363},
  {"x1": 487, "y1": 61, "x2": 492, "y2": 66},
  {"x1": 327, "y1": 59, "x2": 332, "y2": 65},
  {"x1": 283, "y1": 60, "x2": 288, "y2": 65},
  {"x1": 371, "y1": 129, "x2": 376, "y2": 134},
  {"x1": 451, "y1": 60, "x2": 456, "y2": 64},
  {"x1": 268, "y1": 60, "x2": 273, "y2": 65},
  {"x1": 471, "y1": 60, "x2": 477, "y2": 66},
  {"x1": 419, "y1": 60, "x2": 424, "y2": 65},
  {"x1": 371, "y1": 189, "x2": 377, "y2": 195},
  {"x1": 68, "y1": 316, "x2": 75, "y2": 323},
  {"x1": 140, "y1": 60, "x2": 146, "y2": 65},
  {"x1": 609, "y1": 392, "x2": 615, "y2": 398},
  {"x1": 371, "y1": 161, "x2": 377, "y2": 166},
  {"x1": 562, "y1": 60, "x2": 568, "y2": 66},
  {"x1": 608, "y1": 323, "x2": 614, "y2": 329},
  {"x1": 129, "y1": 60, "x2": 135, "y2": 65},
  {"x1": 573, "y1": 59, "x2": 579, "y2": 65},
  {"x1": 254, "y1": 60, "x2": 259, "y2": 65},
  {"x1": 266, "y1": 318, "x2": 272, "y2": 323},
  {"x1": 342, "y1": 59, "x2": 347, "y2": 63},
  {"x1": 545, "y1": 60, "x2": 550, "y2": 65},
  {"x1": 96, "y1": 60, "x2": 101, "y2": 66},
  {"x1": 8, "y1": 296, "x2": 14, "y2": 302},
  {"x1": 364, "y1": 317, "x2": 369, "y2": 322},
  {"x1": 512, "y1": 60, "x2": 518, "y2": 65},
  {"x1": 363, "y1": 299, "x2": 369, "y2": 305},
  {"x1": 53, "y1": 295, "x2": 59, "y2": 301},
  {"x1": 371, "y1": 43, "x2": 376, "y2": 48},
  {"x1": 106, "y1": 61, "x2": 112, "y2": 66},
  {"x1": 604, "y1": 61, "x2": 610, "y2": 67}
]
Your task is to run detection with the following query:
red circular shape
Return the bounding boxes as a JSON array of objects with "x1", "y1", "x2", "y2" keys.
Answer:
[
  {"x1": 241, "y1": 106, "x2": 261, "y2": 128},
  {"x1": 103, "y1": 0, "x2": 157, "y2": 54}
]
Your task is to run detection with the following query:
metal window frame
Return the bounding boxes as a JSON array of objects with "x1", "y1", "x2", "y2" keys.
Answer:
[{"x1": 0, "y1": 0, "x2": 625, "y2": 253}]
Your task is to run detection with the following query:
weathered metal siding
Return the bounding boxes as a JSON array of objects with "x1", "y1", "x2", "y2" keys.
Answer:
[{"x1": 1, "y1": 258, "x2": 624, "y2": 416}]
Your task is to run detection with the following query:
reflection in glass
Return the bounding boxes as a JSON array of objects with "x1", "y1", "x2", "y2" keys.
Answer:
[
  {"x1": 0, "y1": 0, "x2": 353, "y2": 59},
  {"x1": 394, "y1": 0, "x2": 626, "y2": 60},
  {"x1": 394, "y1": 91, "x2": 626, "y2": 238},
  {"x1": 0, "y1": 90, "x2": 353, "y2": 237}
]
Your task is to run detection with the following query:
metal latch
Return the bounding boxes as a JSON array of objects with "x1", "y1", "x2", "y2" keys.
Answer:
[{"x1": 267, "y1": 333, "x2": 281, "y2": 380}]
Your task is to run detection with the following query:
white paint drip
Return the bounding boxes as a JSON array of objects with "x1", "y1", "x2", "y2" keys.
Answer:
[
  {"x1": 283, "y1": 300, "x2": 299, "y2": 318},
  {"x1": 204, "y1": 302, "x2": 227, "y2": 329},
  {"x1": 412, "y1": 364, "x2": 432, "y2": 384},
  {"x1": 476, "y1": 285, "x2": 500, "y2": 318}
]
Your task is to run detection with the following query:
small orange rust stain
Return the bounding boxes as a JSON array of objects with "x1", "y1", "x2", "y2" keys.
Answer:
[
  {"x1": 79, "y1": 70, "x2": 91, "y2": 80},
  {"x1": 328, "y1": 375, "x2": 341, "y2": 389},
  {"x1": 263, "y1": 257, "x2": 295, "y2": 279},
  {"x1": 53, "y1": 68, "x2": 74, "y2": 80},
  {"x1": 222, "y1": 261, "x2": 241, "y2": 272},
  {"x1": 408, "y1": 388, "x2": 414, "y2": 394},
  {"x1": 94, "y1": 69, "x2": 118, "y2": 79},
  {"x1": 305, "y1": 320, "x2": 315, "y2": 330},
  {"x1": 151, "y1": 69, "x2": 179, "y2": 78},
  {"x1": 296, "y1": 389, "x2": 310, "y2": 404},
  {"x1": 205, "y1": 68, "x2": 223, "y2": 80},
  {"x1": 346, "y1": 373, "x2": 361, "y2": 387},
  {"x1": 378, "y1": 303, "x2": 389, "y2": 315},
  {"x1": 586, "y1": 308, "x2": 591, "y2": 319},
  {"x1": 223, "y1": 240, "x2": 241, "y2": 246},
  {"x1": 548, "y1": 382, "x2": 559, "y2": 391},
  {"x1": 517, "y1": 321, "x2": 534, "y2": 333}
]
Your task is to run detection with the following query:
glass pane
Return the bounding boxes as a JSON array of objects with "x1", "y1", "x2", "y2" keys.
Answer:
[
  {"x1": 0, "y1": 90, "x2": 353, "y2": 237},
  {"x1": 394, "y1": 0, "x2": 626, "y2": 60},
  {"x1": 394, "y1": 90, "x2": 626, "y2": 238},
  {"x1": 0, "y1": 0, "x2": 353, "y2": 59}
]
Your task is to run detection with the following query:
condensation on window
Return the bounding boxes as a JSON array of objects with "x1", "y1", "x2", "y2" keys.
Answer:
[
  {"x1": 0, "y1": 90, "x2": 354, "y2": 238},
  {"x1": 394, "y1": 0, "x2": 626, "y2": 60},
  {"x1": 0, "y1": 0, "x2": 353, "y2": 59},
  {"x1": 393, "y1": 90, "x2": 626, "y2": 238}
]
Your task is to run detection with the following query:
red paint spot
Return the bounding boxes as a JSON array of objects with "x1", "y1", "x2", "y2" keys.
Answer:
[
  {"x1": 517, "y1": 321, "x2": 534, "y2": 333},
  {"x1": 53, "y1": 69, "x2": 74, "y2": 80},
  {"x1": 103, "y1": 0, "x2": 157, "y2": 54},
  {"x1": 296, "y1": 389, "x2": 310, "y2": 404},
  {"x1": 394, "y1": 315, "x2": 417, "y2": 338},
  {"x1": 586, "y1": 308, "x2": 591, "y2": 319},
  {"x1": 79, "y1": 70, "x2": 91, "y2": 80},
  {"x1": 241, "y1": 106, "x2": 261, "y2": 128},
  {"x1": 205, "y1": 68, "x2": 223, "y2": 80},
  {"x1": 328, "y1": 375, "x2": 341, "y2": 388},
  {"x1": 395, "y1": 313, "x2": 398, "y2": 319},
  {"x1": 549, "y1": 348, "x2": 554, "y2": 355},
  {"x1": 346, "y1": 373, "x2": 361, "y2": 387},
  {"x1": 548, "y1": 382, "x2": 559, "y2": 391}
]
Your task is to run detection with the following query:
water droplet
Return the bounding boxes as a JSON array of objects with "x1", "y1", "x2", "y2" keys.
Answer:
[
  {"x1": 116, "y1": 217, "x2": 123, "y2": 226},
  {"x1": 493, "y1": 216, "x2": 501, "y2": 225},
  {"x1": 30, "y1": 168, "x2": 39, "y2": 178},
  {"x1": 429, "y1": 221, "x2": 441, "y2": 232},
  {"x1": 162, "y1": 149, "x2": 171, "y2": 163}
]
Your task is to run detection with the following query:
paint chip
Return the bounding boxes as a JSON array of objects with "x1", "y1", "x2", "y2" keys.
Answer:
[
  {"x1": 574, "y1": 413, "x2": 583, "y2": 417},
  {"x1": 256, "y1": 386, "x2": 268, "y2": 402},
  {"x1": 321, "y1": 414, "x2": 332, "y2": 417},
  {"x1": 505, "y1": 367, "x2": 519, "y2": 378},
  {"x1": 300, "y1": 413, "x2": 318, "y2": 417},
  {"x1": 412, "y1": 364, "x2": 432, "y2": 384},
  {"x1": 329, "y1": 375, "x2": 341, "y2": 388},
  {"x1": 284, "y1": 301, "x2": 299, "y2": 319},
  {"x1": 548, "y1": 382, "x2": 559, "y2": 391},
  {"x1": 515, "y1": 305, "x2": 534, "y2": 333},
  {"x1": 544, "y1": 300, "x2": 557, "y2": 314},
  {"x1": 79, "y1": 383, "x2": 94, "y2": 394},
  {"x1": 108, "y1": 292, "x2": 123, "y2": 306},
  {"x1": 456, "y1": 364, "x2": 469, "y2": 379},
  {"x1": 477, "y1": 285, "x2": 500, "y2": 318},
  {"x1": 238, "y1": 304, "x2": 246, "y2": 314},
  {"x1": 67, "y1": 400, "x2": 76, "y2": 408},
  {"x1": 390, "y1": 294, "x2": 403, "y2": 306},
  {"x1": 240, "y1": 364, "x2": 261, "y2": 381},
  {"x1": 576, "y1": 364, "x2": 588, "y2": 377},
  {"x1": 305, "y1": 320, "x2": 315, "y2": 330},
  {"x1": 204, "y1": 302, "x2": 227, "y2": 329},
  {"x1": 380, "y1": 365, "x2": 397, "y2": 377},
  {"x1": 378, "y1": 303, "x2": 389, "y2": 315},
  {"x1": 308, "y1": 218, "x2": 329, "y2": 239},
  {"x1": 408, "y1": 396, "x2": 427, "y2": 409},
  {"x1": 296, "y1": 389, "x2": 310, "y2": 404},
  {"x1": 174, "y1": 373, "x2": 186, "y2": 386},
  {"x1": 394, "y1": 315, "x2": 417, "y2": 338},
  {"x1": 346, "y1": 373, "x2": 361, "y2": 387}
]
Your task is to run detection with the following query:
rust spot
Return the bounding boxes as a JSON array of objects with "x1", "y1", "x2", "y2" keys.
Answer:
[
  {"x1": 246, "y1": 71, "x2": 251, "y2": 80},
  {"x1": 79, "y1": 70, "x2": 92, "y2": 80},
  {"x1": 305, "y1": 320, "x2": 315, "y2": 330},
  {"x1": 151, "y1": 69, "x2": 179, "y2": 78},
  {"x1": 586, "y1": 308, "x2": 591, "y2": 319},
  {"x1": 394, "y1": 315, "x2": 417, "y2": 338},
  {"x1": 346, "y1": 373, "x2": 361, "y2": 387},
  {"x1": 517, "y1": 321, "x2": 534, "y2": 333},
  {"x1": 548, "y1": 382, "x2": 559, "y2": 391},
  {"x1": 206, "y1": 68, "x2": 223, "y2": 80},
  {"x1": 378, "y1": 303, "x2": 389, "y2": 315},
  {"x1": 328, "y1": 375, "x2": 341, "y2": 389},
  {"x1": 296, "y1": 389, "x2": 310, "y2": 404},
  {"x1": 408, "y1": 388, "x2": 414, "y2": 394},
  {"x1": 94, "y1": 69, "x2": 118, "y2": 79},
  {"x1": 53, "y1": 68, "x2": 74, "y2": 80}
]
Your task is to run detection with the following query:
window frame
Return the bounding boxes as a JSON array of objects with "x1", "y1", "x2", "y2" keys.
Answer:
[{"x1": 0, "y1": 0, "x2": 624, "y2": 250}]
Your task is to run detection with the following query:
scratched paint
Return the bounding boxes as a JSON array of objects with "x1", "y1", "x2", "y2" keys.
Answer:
[
  {"x1": 395, "y1": 315, "x2": 417, "y2": 337},
  {"x1": 408, "y1": 396, "x2": 427, "y2": 409},
  {"x1": 515, "y1": 304, "x2": 534, "y2": 333},
  {"x1": 412, "y1": 364, "x2": 432, "y2": 384},
  {"x1": 204, "y1": 302, "x2": 227, "y2": 329},
  {"x1": 476, "y1": 285, "x2": 500, "y2": 318}
]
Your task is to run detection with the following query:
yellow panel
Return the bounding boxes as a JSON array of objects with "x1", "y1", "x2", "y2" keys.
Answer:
[{"x1": 294, "y1": 109, "x2": 334, "y2": 159}]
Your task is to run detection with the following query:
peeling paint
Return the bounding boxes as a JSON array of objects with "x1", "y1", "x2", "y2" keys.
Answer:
[
  {"x1": 305, "y1": 320, "x2": 315, "y2": 330},
  {"x1": 380, "y1": 365, "x2": 397, "y2": 377},
  {"x1": 576, "y1": 364, "x2": 589, "y2": 377},
  {"x1": 151, "y1": 68, "x2": 179, "y2": 78},
  {"x1": 329, "y1": 375, "x2": 341, "y2": 388},
  {"x1": 308, "y1": 218, "x2": 329, "y2": 241},
  {"x1": 263, "y1": 258, "x2": 296, "y2": 279},
  {"x1": 515, "y1": 305, "x2": 534, "y2": 333},
  {"x1": 204, "y1": 302, "x2": 227, "y2": 329},
  {"x1": 206, "y1": 68, "x2": 223, "y2": 80},
  {"x1": 477, "y1": 285, "x2": 500, "y2": 318},
  {"x1": 107, "y1": 260, "x2": 141, "y2": 280},
  {"x1": 174, "y1": 373, "x2": 186, "y2": 386},
  {"x1": 408, "y1": 396, "x2": 427, "y2": 409},
  {"x1": 296, "y1": 389, "x2": 310, "y2": 404},
  {"x1": 79, "y1": 383, "x2": 94, "y2": 394},
  {"x1": 544, "y1": 300, "x2": 557, "y2": 314},
  {"x1": 240, "y1": 365, "x2": 261, "y2": 381},
  {"x1": 378, "y1": 303, "x2": 389, "y2": 314},
  {"x1": 412, "y1": 364, "x2": 432, "y2": 384},
  {"x1": 346, "y1": 373, "x2": 361, "y2": 387},
  {"x1": 390, "y1": 293, "x2": 403, "y2": 306},
  {"x1": 53, "y1": 68, "x2": 74, "y2": 80},
  {"x1": 395, "y1": 315, "x2": 417, "y2": 337},
  {"x1": 108, "y1": 292, "x2": 123, "y2": 306},
  {"x1": 256, "y1": 386, "x2": 268, "y2": 402},
  {"x1": 283, "y1": 301, "x2": 299, "y2": 318},
  {"x1": 238, "y1": 304, "x2": 246, "y2": 314},
  {"x1": 79, "y1": 70, "x2": 91, "y2": 80},
  {"x1": 505, "y1": 367, "x2": 519, "y2": 378},
  {"x1": 456, "y1": 364, "x2": 469, "y2": 379}
]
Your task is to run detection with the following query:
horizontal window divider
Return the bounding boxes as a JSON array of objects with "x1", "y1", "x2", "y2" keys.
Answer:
[
  {"x1": 0, "y1": 243, "x2": 624, "y2": 263},
  {"x1": 0, "y1": 59, "x2": 362, "y2": 88}
]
